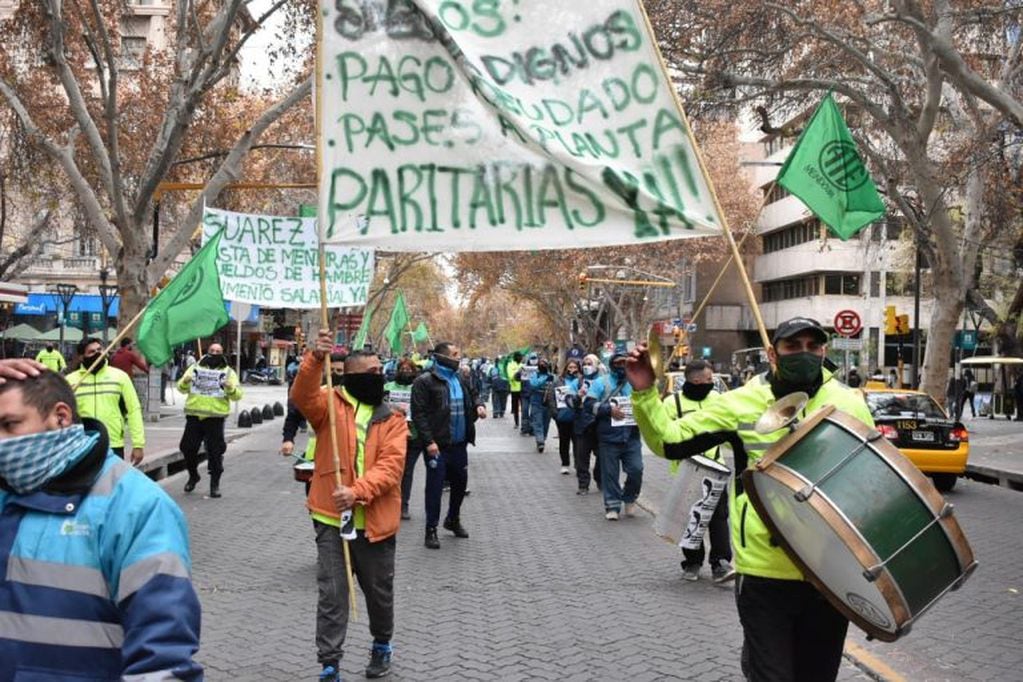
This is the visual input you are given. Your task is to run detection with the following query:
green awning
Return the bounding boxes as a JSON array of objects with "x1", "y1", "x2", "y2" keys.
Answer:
[
  {"x1": 37, "y1": 326, "x2": 84, "y2": 342},
  {"x1": 1, "y1": 323, "x2": 42, "y2": 339}
]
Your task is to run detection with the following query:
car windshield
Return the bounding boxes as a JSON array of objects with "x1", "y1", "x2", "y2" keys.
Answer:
[{"x1": 866, "y1": 392, "x2": 947, "y2": 419}]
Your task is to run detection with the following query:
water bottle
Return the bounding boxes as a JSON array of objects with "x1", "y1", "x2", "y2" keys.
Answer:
[{"x1": 428, "y1": 456, "x2": 438, "y2": 470}]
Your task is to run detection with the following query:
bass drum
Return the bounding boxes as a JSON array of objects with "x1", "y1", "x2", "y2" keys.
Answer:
[{"x1": 742, "y1": 406, "x2": 977, "y2": 642}]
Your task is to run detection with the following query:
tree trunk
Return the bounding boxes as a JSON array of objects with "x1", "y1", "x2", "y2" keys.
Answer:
[
  {"x1": 115, "y1": 219, "x2": 153, "y2": 333},
  {"x1": 920, "y1": 280, "x2": 962, "y2": 405}
]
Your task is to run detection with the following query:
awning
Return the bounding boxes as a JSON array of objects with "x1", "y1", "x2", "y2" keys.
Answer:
[
  {"x1": 0, "y1": 283, "x2": 29, "y2": 304},
  {"x1": 14, "y1": 293, "x2": 120, "y2": 317},
  {"x1": 961, "y1": 355, "x2": 1023, "y2": 365},
  {"x1": 37, "y1": 326, "x2": 85, "y2": 342},
  {"x1": 1, "y1": 323, "x2": 42, "y2": 339}
]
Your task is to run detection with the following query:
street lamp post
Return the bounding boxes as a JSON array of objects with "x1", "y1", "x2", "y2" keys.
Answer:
[
  {"x1": 98, "y1": 268, "x2": 118, "y2": 344},
  {"x1": 50, "y1": 283, "x2": 78, "y2": 353}
]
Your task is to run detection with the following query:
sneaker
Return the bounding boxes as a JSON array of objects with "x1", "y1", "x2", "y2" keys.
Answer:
[
  {"x1": 682, "y1": 565, "x2": 700, "y2": 582},
  {"x1": 560, "y1": 466, "x2": 571, "y2": 475},
  {"x1": 712, "y1": 561, "x2": 735, "y2": 583},
  {"x1": 536, "y1": 443, "x2": 545, "y2": 452},
  {"x1": 425, "y1": 527, "x2": 440, "y2": 549},
  {"x1": 365, "y1": 642, "x2": 392, "y2": 679},
  {"x1": 443, "y1": 517, "x2": 469, "y2": 538},
  {"x1": 605, "y1": 510, "x2": 620, "y2": 521},
  {"x1": 318, "y1": 664, "x2": 341, "y2": 681},
  {"x1": 576, "y1": 488, "x2": 589, "y2": 495},
  {"x1": 623, "y1": 503, "x2": 637, "y2": 517},
  {"x1": 400, "y1": 504, "x2": 411, "y2": 521}
]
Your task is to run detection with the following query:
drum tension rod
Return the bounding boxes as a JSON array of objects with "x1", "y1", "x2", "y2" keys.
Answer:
[
  {"x1": 793, "y1": 432, "x2": 884, "y2": 503},
  {"x1": 862, "y1": 503, "x2": 955, "y2": 582}
]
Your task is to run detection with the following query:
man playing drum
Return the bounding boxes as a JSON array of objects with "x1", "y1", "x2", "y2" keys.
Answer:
[{"x1": 627, "y1": 317, "x2": 874, "y2": 681}]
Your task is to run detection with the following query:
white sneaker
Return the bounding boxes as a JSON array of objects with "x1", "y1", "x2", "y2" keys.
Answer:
[
  {"x1": 623, "y1": 503, "x2": 637, "y2": 517},
  {"x1": 605, "y1": 510, "x2": 620, "y2": 521},
  {"x1": 560, "y1": 466, "x2": 571, "y2": 475}
]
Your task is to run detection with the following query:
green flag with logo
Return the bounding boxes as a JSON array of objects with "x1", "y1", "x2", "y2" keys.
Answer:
[
  {"x1": 776, "y1": 94, "x2": 885, "y2": 240},
  {"x1": 353, "y1": 303, "x2": 373, "y2": 349},
  {"x1": 137, "y1": 230, "x2": 229, "y2": 366},
  {"x1": 498, "y1": 345, "x2": 531, "y2": 379},
  {"x1": 411, "y1": 322, "x2": 429, "y2": 344},
  {"x1": 384, "y1": 292, "x2": 410, "y2": 354}
]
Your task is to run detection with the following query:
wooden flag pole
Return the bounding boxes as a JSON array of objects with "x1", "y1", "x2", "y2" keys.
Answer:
[
  {"x1": 634, "y1": 1, "x2": 772, "y2": 353},
  {"x1": 315, "y1": 4, "x2": 358, "y2": 622},
  {"x1": 69, "y1": 306, "x2": 148, "y2": 391}
]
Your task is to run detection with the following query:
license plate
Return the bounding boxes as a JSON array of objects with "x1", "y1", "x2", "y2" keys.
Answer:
[{"x1": 912, "y1": 430, "x2": 935, "y2": 442}]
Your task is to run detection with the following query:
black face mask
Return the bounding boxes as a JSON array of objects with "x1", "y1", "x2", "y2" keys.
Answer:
[
  {"x1": 84, "y1": 354, "x2": 106, "y2": 373},
  {"x1": 682, "y1": 382, "x2": 714, "y2": 402},
  {"x1": 344, "y1": 372, "x2": 385, "y2": 405},
  {"x1": 331, "y1": 373, "x2": 345, "y2": 387},
  {"x1": 434, "y1": 354, "x2": 459, "y2": 371},
  {"x1": 770, "y1": 352, "x2": 824, "y2": 398},
  {"x1": 202, "y1": 354, "x2": 227, "y2": 369},
  {"x1": 46, "y1": 345, "x2": 54, "y2": 352},
  {"x1": 395, "y1": 371, "x2": 416, "y2": 385}
]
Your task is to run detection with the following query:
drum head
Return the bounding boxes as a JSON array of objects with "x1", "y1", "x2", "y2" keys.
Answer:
[{"x1": 748, "y1": 470, "x2": 899, "y2": 638}]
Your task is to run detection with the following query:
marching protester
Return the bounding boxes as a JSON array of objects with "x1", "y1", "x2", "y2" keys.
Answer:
[
  {"x1": 528, "y1": 357, "x2": 555, "y2": 453},
  {"x1": 0, "y1": 358, "x2": 202, "y2": 680},
  {"x1": 662, "y1": 359, "x2": 732, "y2": 582},
  {"x1": 627, "y1": 317, "x2": 874, "y2": 681},
  {"x1": 291, "y1": 331, "x2": 407, "y2": 681},
  {"x1": 411, "y1": 341, "x2": 486, "y2": 549},
  {"x1": 67, "y1": 337, "x2": 146, "y2": 465},
  {"x1": 553, "y1": 358, "x2": 580, "y2": 475},
  {"x1": 385, "y1": 357, "x2": 422, "y2": 520},
  {"x1": 176, "y1": 343, "x2": 242, "y2": 497},
  {"x1": 568, "y1": 354, "x2": 602, "y2": 494},
  {"x1": 583, "y1": 351, "x2": 642, "y2": 520},
  {"x1": 281, "y1": 352, "x2": 346, "y2": 495},
  {"x1": 34, "y1": 343, "x2": 66, "y2": 373},
  {"x1": 489, "y1": 355, "x2": 510, "y2": 418},
  {"x1": 519, "y1": 351, "x2": 539, "y2": 437},
  {"x1": 507, "y1": 351, "x2": 523, "y2": 428}
]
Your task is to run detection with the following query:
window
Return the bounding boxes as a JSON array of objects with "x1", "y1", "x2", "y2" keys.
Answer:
[
  {"x1": 869, "y1": 271, "x2": 880, "y2": 298},
  {"x1": 121, "y1": 36, "x2": 146, "y2": 69},
  {"x1": 74, "y1": 234, "x2": 97, "y2": 257},
  {"x1": 762, "y1": 276, "x2": 818, "y2": 302},
  {"x1": 762, "y1": 219, "x2": 820, "y2": 254},
  {"x1": 885, "y1": 272, "x2": 915, "y2": 297},
  {"x1": 763, "y1": 183, "x2": 792, "y2": 205},
  {"x1": 823, "y1": 273, "x2": 860, "y2": 296}
]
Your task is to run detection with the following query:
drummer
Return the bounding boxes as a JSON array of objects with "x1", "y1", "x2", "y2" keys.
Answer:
[{"x1": 627, "y1": 317, "x2": 874, "y2": 682}]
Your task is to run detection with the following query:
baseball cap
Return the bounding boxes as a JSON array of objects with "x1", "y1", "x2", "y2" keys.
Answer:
[{"x1": 772, "y1": 317, "x2": 828, "y2": 345}]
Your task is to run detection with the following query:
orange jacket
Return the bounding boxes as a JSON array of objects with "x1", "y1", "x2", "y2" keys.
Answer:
[{"x1": 291, "y1": 352, "x2": 408, "y2": 542}]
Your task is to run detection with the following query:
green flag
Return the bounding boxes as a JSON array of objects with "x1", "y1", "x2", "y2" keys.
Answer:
[
  {"x1": 411, "y1": 322, "x2": 429, "y2": 344},
  {"x1": 353, "y1": 304, "x2": 373, "y2": 349},
  {"x1": 497, "y1": 345, "x2": 531, "y2": 379},
  {"x1": 383, "y1": 292, "x2": 410, "y2": 354},
  {"x1": 776, "y1": 94, "x2": 885, "y2": 240},
  {"x1": 137, "y1": 230, "x2": 229, "y2": 366}
]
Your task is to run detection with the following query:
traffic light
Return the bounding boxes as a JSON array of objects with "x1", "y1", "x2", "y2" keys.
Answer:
[
  {"x1": 896, "y1": 314, "x2": 910, "y2": 335},
  {"x1": 884, "y1": 305, "x2": 897, "y2": 335},
  {"x1": 577, "y1": 272, "x2": 588, "y2": 290}
]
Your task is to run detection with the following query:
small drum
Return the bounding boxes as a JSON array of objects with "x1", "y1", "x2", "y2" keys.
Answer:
[
  {"x1": 292, "y1": 460, "x2": 314, "y2": 483},
  {"x1": 742, "y1": 406, "x2": 977, "y2": 642},
  {"x1": 654, "y1": 454, "x2": 730, "y2": 548}
]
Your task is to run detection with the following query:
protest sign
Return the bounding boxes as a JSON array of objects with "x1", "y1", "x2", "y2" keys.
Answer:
[
  {"x1": 387, "y1": 386, "x2": 412, "y2": 421},
  {"x1": 202, "y1": 206, "x2": 374, "y2": 308},
  {"x1": 554, "y1": 385, "x2": 570, "y2": 410},
  {"x1": 610, "y1": 397, "x2": 636, "y2": 427},
  {"x1": 191, "y1": 368, "x2": 227, "y2": 399},
  {"x1": 318, "y1": 0, "x2": 722, "y2": 251}
]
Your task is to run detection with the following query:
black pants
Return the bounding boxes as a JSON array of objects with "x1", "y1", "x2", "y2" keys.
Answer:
[
  {"x1": 959, "y1": 391, "x2": 976, "y2": 418},
  {"x1": 400, "y1": 437, "x2": 424, "y2": 508},
  {"x1": 492, "y1": 390, "x2": 508, "y2": 416},
  {"x1": 736, "y1": 576, "x2": 848, "y2": 682},
  {"x1": 682, "y1": 484, "x2": 732, "y2": 568},
  {"x1": 510, "y1": 391, "x2": 521, "y2": 426},
  {"x1": 425, "y1": 442, "x2": 468, "y2": 528},
  {"x1": 555, "y1": 420, "x2": 573, "y2": 467},
  {"x1": 573, "y1": 425, "x2": 600, "y2": 491},
  {"x1": 520, "y1": 390, "x2": 533, "y2": 434},
  {"x1": 314, "y1": 523, "x2": 395, "y2": 665},
  {"x1": 180, "y1": 415, "x2": 227, "y2": 476}
]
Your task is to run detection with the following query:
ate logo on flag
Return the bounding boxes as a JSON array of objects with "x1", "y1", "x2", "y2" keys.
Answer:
[{"x1": 819, "y1": 141, "x2": 871, "y2": 192}]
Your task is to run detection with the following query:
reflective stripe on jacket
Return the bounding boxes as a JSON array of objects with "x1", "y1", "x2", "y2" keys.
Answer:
[
  {"x1": 67, "y1": 365, "x2": 145, "y2": 449},
  {"x1": 177, "y1": 364, "x2": 242, "y2": 418},
  {"x1": 632, "y1": 371, "x2": 873, "y2": 580},
  {"x1": 662, "y1": 389, "x2": 722, "y2": 471}
]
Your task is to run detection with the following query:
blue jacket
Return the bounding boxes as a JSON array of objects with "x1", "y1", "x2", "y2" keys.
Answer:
[
  {"x1": 0, "y1": 419, "x2": 202, "y2": 681},
  {"x1": 583, "y1": 372, "x2": 640, "y2": 444},
  {"x1": 555, "y1": 376, "x2": 578, "y2": 423},
  {"x1": 567, "y1": 374, "x2": 599, "y2": 435},
  {"x1": 528, "y1": 371, "x2": 554, "y2": 409}
]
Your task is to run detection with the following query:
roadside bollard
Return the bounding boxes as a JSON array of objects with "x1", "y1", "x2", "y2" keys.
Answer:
[
  {"x1": 250, "y1": 407, "x2": 263, "y2": 425},
  {"x1": 262, "y1": 404, "x2": 274, "y2": 420}
]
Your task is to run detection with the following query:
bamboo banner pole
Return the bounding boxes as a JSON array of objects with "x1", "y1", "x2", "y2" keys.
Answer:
[
  {"x1": 634, "y1": 1, "x2": 772, "y2": 352},
  {"x1": 69, "y1": 306, "x2": 148, "y2": 391},
  {"x1": 315, "y1": 5, "x2": 357, "y2": 621}
]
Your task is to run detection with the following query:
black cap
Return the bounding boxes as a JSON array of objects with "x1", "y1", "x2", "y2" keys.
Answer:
[{"x1": 772, "y1": 317, "x2": 828, "y2": 345}]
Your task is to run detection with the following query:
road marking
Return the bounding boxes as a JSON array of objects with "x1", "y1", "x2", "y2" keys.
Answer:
[{"x1": 844, "y1": 641, "x2": 906, "y2": 682}]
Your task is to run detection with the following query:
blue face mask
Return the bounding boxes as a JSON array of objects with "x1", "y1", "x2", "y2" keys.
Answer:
[{"x1": 0, "y1": 424, "x2": 98, "y2": 494}]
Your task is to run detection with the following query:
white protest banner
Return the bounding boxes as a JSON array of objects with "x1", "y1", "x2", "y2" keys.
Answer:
[
  {"x1": 387, "y1": 386, "x2": 412, "y2": 421},
  {"x1": 202, "y1": 206, "x2": 375, "y2": 308},
  {"x1": 191, "y1": 368, "x2": 227, "y2": 398},
  {"x1": 554, "y1": 385, "x2": 570, "y2": 410},
  {"x1": 318, "y1": 0, "x2": 721, "y2": 251}
]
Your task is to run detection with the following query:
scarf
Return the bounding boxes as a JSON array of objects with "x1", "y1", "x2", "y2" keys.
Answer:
[
  {"x1": 0, "y1": 424, "x2": 100, "y2": 494},
  {"x1": 436, "y1": 364, "x2": 466, "y2": 444}
]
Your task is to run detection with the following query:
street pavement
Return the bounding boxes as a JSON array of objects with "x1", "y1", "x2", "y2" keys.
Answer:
[{"x1": 142, "y1": 389, "x2": 1023, "y2": 681}]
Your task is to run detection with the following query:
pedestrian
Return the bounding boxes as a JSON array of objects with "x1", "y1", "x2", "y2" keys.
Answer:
[
  {"x1": 1014, "y1": 371, "x2": 1023, "y2": 421},
  {"x1": 489, "y1": 356, "x2": 510, "y2": 417},
  {"x1": 554, "y1": 358, "x2": 580, "y2": 475},
  {"x1": 519, "y1": 352, "x2": 539, "y2": 436},
  {"x1": 0, "y1": 359, "x2": 202, "y2": 680},
  {"x1": 568, "y1": 354, "x2": 602, "y2": 494},
  {"x1": 507, "y1": 351, "x2": 523, "y2": 428},
  {"x1": 627, "y1": 317, "x2": 874, "y2": 681},
  {"x1": 583, "y1": 350, "x2": 642, "y2": 520},
  {"x1": 176, "y1": 343, "x2": 242, "y2": 497},
  {"x1": 66, "y1": 337, "x2": 146, "y2": 465},
  {"x1": 385, "y1": 357, "x2": 423, "y2": 520},
  {"x1": 961, "y1": 368, "x2": 978, "y2": 418},
  {"x1": 411, "y1": 341, "x2": 486, "y2": 549},
  {"x1": 291, "y1": 333, "x2": 407, "y2": 681},
  {"x1": 846, "y1": 368, "x2": 862, "y2": 388},
  {"x1": 529, "y1": 357, "x2": 555, "y2": 453},
  {"x1": 110, "y1": 337, "x2": 150, "y2": 376},
  {"x1": 281, "y1": 352, "x2": 346, "y2": 495},
  {"x1": 662, "y1": 359, "x2": 732, "y2": 582},
  {"x1": 34, "y1": 343, "x2": 66, "y2": 373}
]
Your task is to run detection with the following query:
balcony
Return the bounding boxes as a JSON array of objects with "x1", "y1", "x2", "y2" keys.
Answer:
[{"x1": 126, "y1": 1, "x2": 171, "y2": 16}]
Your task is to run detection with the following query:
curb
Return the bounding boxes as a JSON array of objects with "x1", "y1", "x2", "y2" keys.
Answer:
[
  {"x1": 138, "y1": 429, "x2": 260, "y2": 482},
  {"x1": 965, "y1": 463, "x2": 1023, "y2": 491}
]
